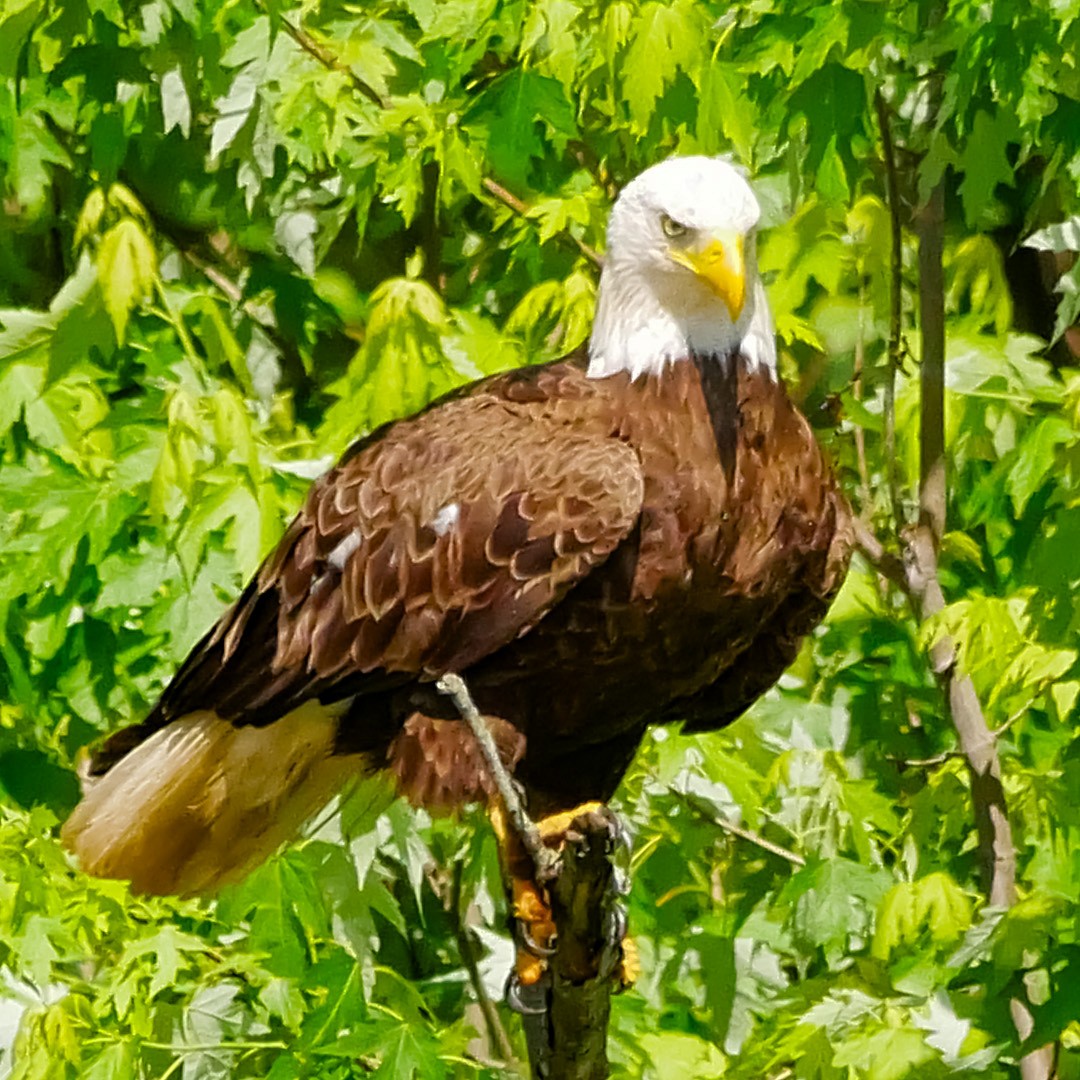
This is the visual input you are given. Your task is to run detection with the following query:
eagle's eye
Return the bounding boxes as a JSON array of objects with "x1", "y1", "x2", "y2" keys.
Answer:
[{"x1": 660, "y1": 214, "x2": 689, "y2": 239}]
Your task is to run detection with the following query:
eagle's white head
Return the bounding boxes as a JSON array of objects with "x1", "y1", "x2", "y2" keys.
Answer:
[{"x1": 587, "y1": 156, "x2": 775, "y2": 381}]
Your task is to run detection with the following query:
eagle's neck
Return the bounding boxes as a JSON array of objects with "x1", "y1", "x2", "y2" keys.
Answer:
[{"x1": 587, "y1": 270, "x2": 777, "y2": 381}]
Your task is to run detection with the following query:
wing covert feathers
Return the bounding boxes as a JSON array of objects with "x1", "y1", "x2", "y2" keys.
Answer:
[
  {"x1": 155, "y1": 371, "x2": 645, "y2": 729},
  {"x1": 62, "y1": 704, "x2": 370, "y2": 896}
]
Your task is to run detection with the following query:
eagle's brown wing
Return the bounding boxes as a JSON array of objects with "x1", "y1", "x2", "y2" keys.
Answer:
[
  {"x1": 96, "y1": 383, "x2": 645, "y2": 770},
  {"x1": 65, "y1": 378, "x2": 644, "y2": 895}
]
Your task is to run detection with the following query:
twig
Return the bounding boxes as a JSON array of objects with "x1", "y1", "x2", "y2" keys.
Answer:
[
  {"x1": 449, "y1": 861, "x2": 519, "y2": 1067},
  {"x1": 482, "y1": 178, "x2": 604, "y2": 268},
  {"x1": 852, "y1": 277, "x2": 874, "y2": 516},
  {"x1": 712, "y1": 816, "x2": 806, "y2": 867},
  {"x1": 276, "y1": 13, "x2": 387, "y2": 108},
  {"x1": 852, "y1": 517, "x2": 906, "y2": 588},
  {"x1": 874, "y1": 89, "x2": 906, "y2": 536},
  {"x1": 916, "y1": 180, "x2": 947, "y2": 545},
  {"x1": 671, "y1": 789, "x2": 805, "y2": 867},
  {"x1": 989, "y1": 707, "x2": 1028, "y2": 740},
  {"x1": 437, "y1": 674, "x2": 556, "y2": 882},
  {"x1": 886, "y1": 751, "x2": 957, "y2": 768}
]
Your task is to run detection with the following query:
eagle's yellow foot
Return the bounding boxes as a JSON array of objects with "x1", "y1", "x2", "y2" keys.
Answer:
[
  {"x1": 498, "y1": 801, "x2": 635, "y2": 1011},
  {"x1": 534, "y1": 801, "x2": 606, "y2": 845},
  {"x1": 616, "y1": 930, "x2": 640, "y2": 991}
]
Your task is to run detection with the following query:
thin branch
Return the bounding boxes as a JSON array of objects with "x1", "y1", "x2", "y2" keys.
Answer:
[
  {"x1": 437, "y1": 674, "x2": 557, "y2": 883},
  {"x1": 852, "y1": 516, "x2": 906, "y2": 588},
  {"x1": 886, "y1": 751, "x2": 957, "y2": 769},
  {"x1": 482, "y1": 177, "x2": 604, "y2": 268},
  {"x1": 276, "y1": 13, "x2": 387, "y2": 108},
  {"x1": 438, "y1": 674, "x2": 620, "y2": 1080},
  {"x1": 852, "y1": 278, "x2": 874, "y2": 516},
  {"x1": 874, "y1": 89, "x2": 906, "y2": 535},
  {"x1": 916, "y1": 180, "x2": 947, "y2": 544},
  {"x1": 671, "y1": 789, "x2": 805, "y2": 867},
  {"x1": 713, "y1": 816, "x2": 807, "y2": 867},
  {"x1": 989, "y1": 707, "x2": 1028, "y2": 740},
  {"x1": 449, "y1": 861, "x2": 519, "y2": 1068}
]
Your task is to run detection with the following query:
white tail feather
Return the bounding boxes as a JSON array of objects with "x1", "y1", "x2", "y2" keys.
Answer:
[{"x1": 62, "y1": 704, "x2": 370, "y2": 896}]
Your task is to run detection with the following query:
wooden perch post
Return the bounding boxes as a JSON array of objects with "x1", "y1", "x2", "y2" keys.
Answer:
[
  {"x1": 437, "y1": 674, "x2": 622, "y2": 1080},
  {"x1": 520, "y1": 807, "x2": 624, "y2": 1080}
]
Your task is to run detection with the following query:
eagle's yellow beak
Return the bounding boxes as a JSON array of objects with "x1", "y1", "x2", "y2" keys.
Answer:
[{"x1": 671, "y1": 234, "x2": 746, "y2": 322}]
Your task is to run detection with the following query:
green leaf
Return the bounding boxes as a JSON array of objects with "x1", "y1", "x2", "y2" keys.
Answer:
[
  {"x1": 467, "y1": 70, "x2": 576, "y2": 190},
  {"x1": 697, "y1": 61, "x2": 755, "y2": 161},
  {"x1": 832, "y1": 1023, "x2": 938, "y2": 1080},
  {"x1": 873, "y1": 873, "x2": 974, "y2": 961},
  {"x1": 96, "y1": 219, "x2": 157, "y2": 341},
  {"x1": 622, "y1": 1, "x2": 701, "y2": 132},
  {"x1": 1023, "y1": 216, "x2": 1080, "y2": 253},
  {"x1": 817, "y1": 134, "x2": 851, "y2": 204},
  {"x1": 83, "y1": 1041, "x2": 135, "y2": 1080},
  {"x1": 1007, "y1": 415, "x2": 1075, "y2": 516},
  {"x1": 957, "y1": 110, "x2": 1018, "y2": 227},
  {"x1": 15, "y1": 914, "x2": 60, "y2": 987},
  {"x1": 160, "y1": 66, "x2": 192, "y2": 137},
  {"x1": 636, "y1": 1032, "x2": 726, "y2": 1079}
]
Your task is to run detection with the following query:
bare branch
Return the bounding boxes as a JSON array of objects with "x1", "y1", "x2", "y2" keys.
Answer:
[
  {"x1": 449, "y1": 862, "x2": 519, "y2": 1069},
  {"x1": 276, "y1": 14, "x2": 386, "y2": 108},
  {"x1": 713, "y1": 816, "x2": 806, "y2": 867},
  {"x1": 670, "y1": 789, "x2": 805, "y2": 867},
  {"x1": 438, "y1": 675, "x2": 621, "y2": 1080},
  {"x1": 901, "y1": 525, "x2": 1016, "y2": 903},
  {"x1": 437, "y1": 674, "x2": 557, "y2": 882},
  {"x1": 482, "y1": 178, "x2": 604, "y2": 268},
  {"x1": 852, "y1": 517, "x2": 907, "y2": 589},
  {"x1": 874, "y1": 89, "x2": 906, "y2": 534}
]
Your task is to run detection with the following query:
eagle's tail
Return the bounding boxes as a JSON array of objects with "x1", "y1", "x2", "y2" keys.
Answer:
[{"x1": 61, "y1": 703, "x2": 368, "y2": 896}]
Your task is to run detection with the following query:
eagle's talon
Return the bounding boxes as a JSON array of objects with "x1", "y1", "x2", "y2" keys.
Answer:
[
  {"x1": 517, "y1": 920, "x2": 558, "y2": 958},
  {"x1": 610, "y1": 815, "x2": 632, "y2": 856},
  {"x1": 505, "y1": 969, "x2": 550, "y2": 1015},
  {"x1": 605, "y1": 901, "x2": 628, "y2": 949}
]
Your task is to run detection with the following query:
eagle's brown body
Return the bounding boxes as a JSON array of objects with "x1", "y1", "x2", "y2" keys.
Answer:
[{"x1": 65, "y1": 349, "x2": 850, "y2": 894}]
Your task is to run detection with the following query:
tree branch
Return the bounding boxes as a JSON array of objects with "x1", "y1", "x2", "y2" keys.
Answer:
[
  {"x1": 916, "y1": 181, "x2": 947, "y2": 544},
  {"x1": 481, "y1": 178, "x2": 603, "y2": 268},
  {"x1": 448, "y1": 861, "x2": 519, "y2": 1069},
  {"x1": 276, "y1": 13, "x2": 387, "y2": 108},
  {"x1": 874, "y1": 89, "x2": 906, "y2": 535},
  {"x1": 437, "y1": 674, "x2": 556, "y2": 882},
  {"x1": 521, "y1": 808, "x2": 625, "y2": 1080},
  {"x1": 901, "y1": 526, "x2": 1016, "y2": 902},
  {"x1": 437, "y1": 674, "x2": 621, "y2": 1080},
  {"x1": 909, "y1": 118, "x2": 1043, "y2": 1068},
  {"x1": 670, "y1": 789, "x2": 805, "y2": 867}
]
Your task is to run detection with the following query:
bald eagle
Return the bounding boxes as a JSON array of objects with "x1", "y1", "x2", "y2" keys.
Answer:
[{"x1": 63, "y1": 157, "x2": 850, "y2": 954}]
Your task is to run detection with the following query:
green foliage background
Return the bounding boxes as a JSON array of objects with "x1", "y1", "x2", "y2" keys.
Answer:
[{"x1": 2, "y1": 0, "x2": 1080, "y2": 1076}]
